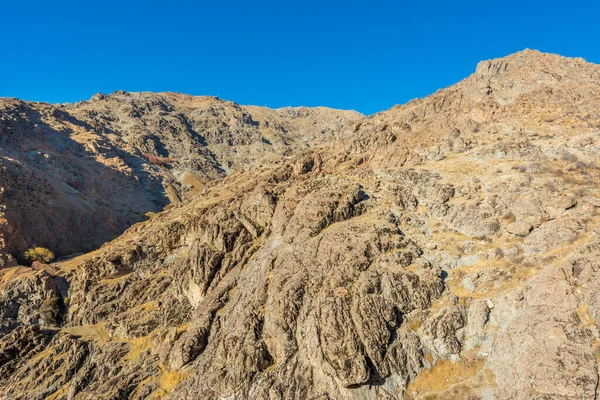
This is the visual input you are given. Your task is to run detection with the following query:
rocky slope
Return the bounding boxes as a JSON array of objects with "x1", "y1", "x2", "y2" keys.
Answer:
[
  {"x1": 0, "y1": 94, "x2": 361, "y2": 260},
  {"x1": 2, "y1": 49, "x2": 600, "y2": 399}
]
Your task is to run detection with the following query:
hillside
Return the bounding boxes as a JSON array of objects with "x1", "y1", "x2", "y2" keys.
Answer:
[
  {"x1": 0, "y1": 94, "x2": 361, "y2": 260},
  {"x1": 1, "y1": 50, "x2": 600, "y2": 399}
]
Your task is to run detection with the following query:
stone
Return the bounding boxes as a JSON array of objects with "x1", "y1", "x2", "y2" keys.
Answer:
[{"x1": 505, "y1": 221, "x2": 533, "y2": 236}]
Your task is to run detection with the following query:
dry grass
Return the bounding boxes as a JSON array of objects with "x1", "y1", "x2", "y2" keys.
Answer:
[
  {"x1": 123, "y1": 335, "x2": 153, "y2": 362},
  {"x1": 147, "y1": 364, "x2": 190, "y2": 398},
  {"x1": 0, "y1": 266, "x2": 35, "y2": 289},
  {"x1": 182, "y1": 172, "x2": 206, "y2": 193},
  {"x1": 45, "y1": 387, "x2": 67, "y2": 400},
  {"x1": 159, "y1": 369, "x2": 187, "y2": 394},
  {"x1": 62, "y1": 323, "x2": 109, "y2": 343},
  {"x1": 55, "y1": 249, "x2": 102, "y2": 272},
  {"x1": 448, "y1": 258, "x2": 541, "y2": 300},
  {"x1": 406, "y1": 357, "x2": 484, "y2": 398},
  {"x1": 576, "y1": 303, "x2": 597, "y2": 327},
  {"x1": 176, "y1": 322, "x2": 189, "y2": 336}
]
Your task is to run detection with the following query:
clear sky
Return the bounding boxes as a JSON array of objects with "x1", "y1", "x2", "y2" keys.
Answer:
[{"x1": 2, "y1": 0, "x2": 599, "y2": 115}]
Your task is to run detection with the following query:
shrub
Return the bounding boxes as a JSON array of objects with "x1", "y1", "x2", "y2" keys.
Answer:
[
  {"x1": 494, "y1": 247, "x2": 505, "y2": 259},
  {"x1": 561, "y1": 151, "x2": 579, "y2": 163},
  {"x1": 502, "y1": 211, "x2": 516, "y2": 223},
  {"x1": 24, "y1": 247, "x2": 55, "y2": 264},
  {"x1": 544, "y1": 181, "x2": 558, "y2": 192}
]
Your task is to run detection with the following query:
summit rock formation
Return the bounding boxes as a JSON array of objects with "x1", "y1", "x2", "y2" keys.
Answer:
[{"x1": 1, "y1": 49, "x2": 600, "y2": 399}]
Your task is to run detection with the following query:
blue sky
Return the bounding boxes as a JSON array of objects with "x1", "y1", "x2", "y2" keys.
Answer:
[{"x1": 1, "y1": 0, "x2": 599, "y2": 115}]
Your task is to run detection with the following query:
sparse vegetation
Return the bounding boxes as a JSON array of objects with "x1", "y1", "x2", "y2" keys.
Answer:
[
  {"x1": 572, "y1": 160, "x2": 598, "y2": 171},
  {"x1": 543, "y1": 181, "x2": 559, "y2": 192},
  {"x1": 23, "y1": 247, "x2": 55, "y2": 264},
  {"x1": 561, "y1": 151, "x2": 578, "y2": 163},
  {"x1": 494, "y1": 247, "x2": 505, "y2": 259}
]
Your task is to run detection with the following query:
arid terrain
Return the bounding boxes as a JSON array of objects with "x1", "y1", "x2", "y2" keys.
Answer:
[
  {"x1": 1, "y1": 49, "x2": 600, "y2": 399},
  {"x1": 0, "y1": 94, "x2": 360, "y2": 260}
]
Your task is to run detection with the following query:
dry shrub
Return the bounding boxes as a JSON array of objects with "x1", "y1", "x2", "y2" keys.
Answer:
[
  {"x1": 502, "y1": 211, "x2": 516, "y2": 223},
  {"x1": 561, "y1": 151, "x2": 579, "y2": 163},
  {"x1": 494, "y1": 247, "x2": 505, "y2": 259}
]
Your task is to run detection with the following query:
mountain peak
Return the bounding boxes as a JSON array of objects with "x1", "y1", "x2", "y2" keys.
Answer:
[
  {"x1": 474, "y1": 48, "x2": 595, "y2": 81},
  {"x1": 462, "y1": 49, "x2": 600, "y2": 106}
]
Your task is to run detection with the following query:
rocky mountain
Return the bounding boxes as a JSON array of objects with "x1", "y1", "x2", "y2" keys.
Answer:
[
  {"x1": 0, "y1": 94, "x2": 361, "y2": 261},
  {"x1": 2, "y1": 49, "x2": 600, "y2": 399}
]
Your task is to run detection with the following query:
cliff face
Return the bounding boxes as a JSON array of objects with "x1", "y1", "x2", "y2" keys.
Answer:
[
  {"x1": 0, "y1": 94, "x2": 361, "y2": 259},
  {"x1": 2, "y1": 50, "x2": 600, "y2": 399}
]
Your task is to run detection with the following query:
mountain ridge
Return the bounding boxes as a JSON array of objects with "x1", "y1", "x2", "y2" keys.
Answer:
[
  {"x1": 0, "y1": 93, "x2": 362, "y2": 260},
  {"x1": 1, "y1": 50, "x2": 600, "y2": 399}
]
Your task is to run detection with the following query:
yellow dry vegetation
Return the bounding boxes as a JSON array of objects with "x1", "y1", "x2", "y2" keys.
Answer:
[
  {"x1": 45, "y1": 387, "x2": 66, "y2": 400},
  {"x1": 406, "y1": 357, "x2": 486, "y2": 399},
  {"x1": 134, "y1": 301, "x2": 158, "y2": 312},
  {"x1": 146, "y1": 364, "x2": 190, "y2": 399},
  {"x1": 123, "y1": 334, "x2": 153, "y2": 362},
  {"x1": 447, "y1": 258, "x2": 541, "y2": 300},
  {"x1": 181, "y1": 172, "x2": 206, "y2": 193},
  {"x1": 576, "y1": 303, "x2": 597, "y2": 327},
  {"x1": 26, "y1": 346, "x2": 54, "y2": 366},
  {"x1": 55, "y1": 249, "x2": 103, "y2": 272},
  {"x1": 176, "y1": 322, "x2": 189, "y2": 336},
  {"x1": 424, "y1": 224, "x2": 472, "y2": 259},
  {"x1": 159, "y1": 369, "x2": 186, "y2": 392},
  {"x1": 0, "y1": 266, "x2": 35, "y2": 289},
  {"x1": 23, "y1": 247, "x2": 55, "y2": 263},
  {"x1": 421, "y1": 155, "x2": 512, "y2": 183},
  {"x1": 62, "y1": 323, "x2": 109, "y2": 343},
  {"x1": 407, "y1": 315, "x2": 425, "y2": 332}
]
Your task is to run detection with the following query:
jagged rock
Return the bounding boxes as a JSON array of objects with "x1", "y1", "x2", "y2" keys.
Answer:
[
  {"x1": 0, "y1": 267, "x2": 66, "y2": 331},
  {"x1": 582, "y1": 195, "x2": 600, "y2": 208},
  {"x1": 544, "y1": 194, "x2": 576, "y2": 219},
  {"x1": 489, "y1": 266, "x2": 598, "y2": 399},
  {"x1": 524, "y1": 217, "x2": 580, "y2": 254},
  {"x1": 505, "y1": 221, "x2": 533, "y2": 236},
  {"x1": 419, "y1": 306, "x2": 466, "y2": 358}
]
